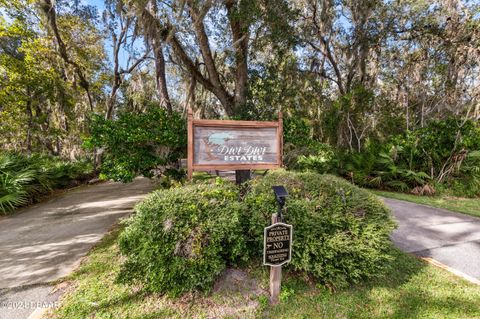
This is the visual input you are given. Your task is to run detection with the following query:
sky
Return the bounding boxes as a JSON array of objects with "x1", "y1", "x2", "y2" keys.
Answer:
[
  {"x1": 83, "y1": 0, "x2": 144, "y2": 71},
  {"x1": 86, "y1": 0, "x2": 105, "y2": 11},
  {"x1": 82, "y1": 0, "x2": 182, "y2": 99},
  {"x1": 0, "y1": 0, "x2": 177, "y2": 96}
]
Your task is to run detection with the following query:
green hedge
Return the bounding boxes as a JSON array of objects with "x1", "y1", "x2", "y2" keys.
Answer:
[
  {"x1": 117, "y1": 180, "x2": 246, "y2": 296},
  {"x1": 244, "y1": 170, "x2": 397, "y2": 288},
  {"x1": 118, "y1": 170, "x2": 396, "y2": 295}
]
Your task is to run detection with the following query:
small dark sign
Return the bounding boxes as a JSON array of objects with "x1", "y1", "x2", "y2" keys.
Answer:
[{"x1": 263, "y1": 222, "x2": 293, "y2": 267}]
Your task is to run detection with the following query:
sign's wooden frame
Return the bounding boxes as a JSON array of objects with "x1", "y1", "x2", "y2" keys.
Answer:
[{"x1": 187, "y1": 109, "x2": 283, "y2": 179}]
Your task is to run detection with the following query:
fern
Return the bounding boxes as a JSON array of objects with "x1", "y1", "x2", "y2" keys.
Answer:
[{"x1": 385, "y1": 180, "x2": 410, "y2": 192}]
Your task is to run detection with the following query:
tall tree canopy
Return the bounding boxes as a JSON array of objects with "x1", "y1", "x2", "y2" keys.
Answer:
[{"x1": 1, "y1": 0, "x2": 479, "y2": 157}]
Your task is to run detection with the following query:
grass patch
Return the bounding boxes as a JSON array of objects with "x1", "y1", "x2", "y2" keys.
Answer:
[
  {"x1": 263, "y1": 249, "x2": 480, "y2": 318},
  {"x1": 47, "y1": 226, "x2": 480, "y2": 319},
  {"x1": 372, "y1": 190, "x2": 480, "y2": 218}
]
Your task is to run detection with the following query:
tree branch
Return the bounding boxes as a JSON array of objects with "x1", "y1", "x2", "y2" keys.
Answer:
[{"x1": 39, "y1": 0, "x2": 94, "y2": 111}]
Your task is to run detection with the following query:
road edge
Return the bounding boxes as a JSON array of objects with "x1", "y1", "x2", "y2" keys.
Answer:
[{"x1": 420, "y1": 257, "x2": 480, "y2": 285}]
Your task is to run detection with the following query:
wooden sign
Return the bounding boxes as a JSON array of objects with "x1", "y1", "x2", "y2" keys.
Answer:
[
  {"x1": 187, "y1": 110, "x2": 283, "y2": 178},
  {"x1": 263, "y1": 222, "x2": 293, "y2": 267}
]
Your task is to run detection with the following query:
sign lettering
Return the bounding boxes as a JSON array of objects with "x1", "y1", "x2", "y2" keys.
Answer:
[
  {"x1": 264, "y1": 222, "x2": 293, "y2": 267},
  {"x1": 187, "y1": 110, "x2": 283, "y2": 178}
]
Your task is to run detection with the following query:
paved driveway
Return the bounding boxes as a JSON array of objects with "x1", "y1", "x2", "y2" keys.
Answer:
[
  {"x1": 0, "y1": 177, "x2": 155, "y2": 319},
  {"x1": 383, "y1": 197, "x2": 480, "y2": 281}
]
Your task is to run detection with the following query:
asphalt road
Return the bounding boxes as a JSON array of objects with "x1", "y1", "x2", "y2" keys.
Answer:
[
  {"x1": 1, "y1": 180, "x2": 478, "y2": 318},
  {"x1": 383, "y1": 197, "x2": 480, "y2": 280},
  {"x1": 0, "y1": 178, "x2": 155, "y2": 319}
]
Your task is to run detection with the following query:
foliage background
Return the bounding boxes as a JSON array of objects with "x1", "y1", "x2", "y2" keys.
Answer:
[{"x1": 0, "y1": 0, "x2": 479, "y2": 198}]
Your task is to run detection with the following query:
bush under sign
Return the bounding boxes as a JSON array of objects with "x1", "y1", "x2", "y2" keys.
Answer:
[{"x1": 263, "y1": 222, "x2": 293, "y2": 267}]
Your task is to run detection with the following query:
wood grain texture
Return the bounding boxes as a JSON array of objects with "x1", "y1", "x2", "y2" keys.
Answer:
[
  {"x1": 193, "y1": 126, "x2": 278, "y2": 165},
  {"x1": 193, "y1": 163, "x2": 280, "y2": 170},
  {"x1": 269, "y1": 213, "x2": 282, "y2": 305},
  {"x1": 192, "y1": 119, "x2": 279, "y2": 127},
  {"x1": 278, "y1": 112, "x2": 283, "y2": 167},
  {"x1": 187, "y1": 109, "x2": 193, "y2": 179},
  {"x1": 187, "y1": 114, "x2": 283, "y2": 177}
]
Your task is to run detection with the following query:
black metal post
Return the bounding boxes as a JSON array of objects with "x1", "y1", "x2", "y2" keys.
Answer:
[{"x1": 235, "y1": 169, "x2": 251, "y2": 185}]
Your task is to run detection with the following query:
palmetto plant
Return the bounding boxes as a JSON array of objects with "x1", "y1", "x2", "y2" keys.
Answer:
[
  {"x1": 342, "y1": 148, "x2": 431, "y2": 192},
  {"x1": 342, "y1": 150, "x2": 378, "y2": 186},
  {"x1": 0, "y1": 153, "x2": 36, "y2": 212},
  {"x1": 0, "y1": 170, "x2": 34, "y2": 212},
  {"x1": 0, "y1": 152, "x2": 92, "y2": 214},
  {"x1": 374, "y1": 152, "x2": 431, "y2": 191}
]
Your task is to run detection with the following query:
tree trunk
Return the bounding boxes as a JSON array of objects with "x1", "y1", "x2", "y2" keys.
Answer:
[
  {"x1": 187, "y1": 0, "x2": 235, "y2": 115},
  {"x1": 226, "y1": 0, "x2": 249, "y2": 113},
  {"x1": 184, "y1": 74, "x2": 197, "y2": 114},
  {"x1": 153, "y1": 38, "x2": 172, "y2": 113},
  {"x1": 150, "y1": 0, "x2": 172, "y2": 114},
  {"x1": 40, "y1": 0, "x2": 94, "y2": 112},
  {"x1": 105, "y1": 83, "x2": 119, "y2": 120},
  {"x1": 226, "y1": 0, "x2": 251, "y2": 184},
  {"x1": 25, "y1": 94, "x2": 33, "y2": 154}
]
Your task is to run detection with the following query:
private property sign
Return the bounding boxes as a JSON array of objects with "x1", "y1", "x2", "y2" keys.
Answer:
[
  {"x1": 187, "y1": 109, "x2": 283, "y2": 178},
  {"x1": 263, "y1": 222, "x2": 293, "y2": 267}
]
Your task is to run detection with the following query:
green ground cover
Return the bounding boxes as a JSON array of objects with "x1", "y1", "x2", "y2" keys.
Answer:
[
  {"x1": 47, "y1": 226, "x2": 480, "y2": 319},
  {"x1": 373, "y1": 190, "x2": 480, "y2": 218},
  {"x1": 0, "y1": 152, "x2": 93, "y2": 214}
]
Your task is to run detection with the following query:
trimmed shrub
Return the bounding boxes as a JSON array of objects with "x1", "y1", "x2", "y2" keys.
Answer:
[
  {"x1": 117, "y1": 180, "x2": 246, "y2": 296},
  {"x1": 243, "y1": 170, "x2": 396, "y2": 288},
  {"x1": 118, "y1": 170, "x2": 396, "y2": 295}
]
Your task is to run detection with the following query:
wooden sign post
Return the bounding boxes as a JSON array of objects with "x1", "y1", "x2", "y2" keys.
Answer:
[
  {"x1": 187, "y1": 110, "x2": 288, "y2": 304},
  {"x1": 187, "y1": 109, "x2": 283, "y2": 179},
  {"x1": 264, "y1": 216, "x2": 293, "y2": 304},
  {"x1": 264, "y1": 185, "x2": 292, "y2": 305}
]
